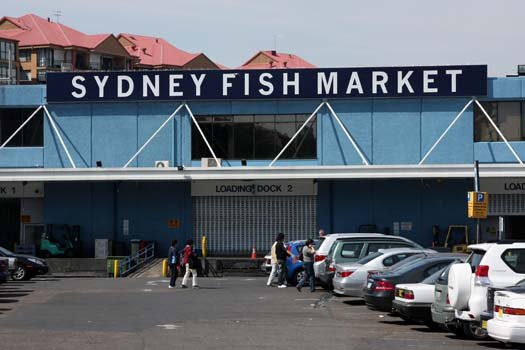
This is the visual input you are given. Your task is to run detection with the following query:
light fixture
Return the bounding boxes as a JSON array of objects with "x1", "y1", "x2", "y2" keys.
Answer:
[
  {"x1": 241, "y1": 159, "x2": 247, "y2": 166},
  {"x1": 177, "y1": 165, "x2": 184, "y2": 171},
  {"x1": 96, "y1": 161, "x2": 103, "y2": 168}
]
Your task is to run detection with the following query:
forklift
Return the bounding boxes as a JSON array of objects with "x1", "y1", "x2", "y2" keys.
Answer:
[
  {"x1": 432, "y1": 225, "x2": 470, "y2": 253},
  {"x1": 39, "y1": 224, "x2": 81, "y2": 258}
]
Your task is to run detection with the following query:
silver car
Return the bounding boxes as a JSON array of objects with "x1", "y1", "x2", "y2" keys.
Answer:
[{"x1": 333, "y1": 248, "x2": 435, "y2": 297}]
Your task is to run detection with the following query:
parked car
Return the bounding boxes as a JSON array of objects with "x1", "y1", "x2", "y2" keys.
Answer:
[
  {"x1": 364, "y1": 253, "x2": 464, "y2": 312},
  {"x1": 431, "y1": 263, "x2": 464, "y2": 335},
  {"x1": 0, "y1": 246, "x2": 49, "y2": 281},
  {"x1": 487, "y1": 288, "x2": 525, "y2": 344},
  {"x1": 264, "y1": 239, "x2": 322, "y2": 286},
  {"x1": 392, "y1": 265, "x2": 451, "y2": 325},
  {"x1": 333, "y1": 248, "x2": 435, "y2": 297},
  {"x1": 447, "y1": 241, "x2": 525, "y2": 339},
  {"x1": 319, "y1": 234, "x2": 424, "y2": 289}
]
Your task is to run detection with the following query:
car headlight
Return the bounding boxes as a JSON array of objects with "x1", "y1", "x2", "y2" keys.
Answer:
[{"x1": 28, "y1": 258, "x2": 44, "y2": 266}]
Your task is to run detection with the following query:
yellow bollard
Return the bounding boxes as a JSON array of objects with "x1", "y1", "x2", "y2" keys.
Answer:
[
  {"x1": 162, "y1": 259, "x2": 168, "y2": 277},
  {"x1": 113, "y1": 259, "x2": 119, "y2": 278},
  {"x1": 201, "y1": 234, "x2": 207, "y2": 258}
]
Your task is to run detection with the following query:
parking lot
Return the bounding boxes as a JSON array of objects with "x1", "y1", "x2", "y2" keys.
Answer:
[{"x1": 0, "y1": 276, "x2": 518, "y2": 350}]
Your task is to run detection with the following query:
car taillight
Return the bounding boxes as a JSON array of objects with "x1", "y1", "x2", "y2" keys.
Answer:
[
  {"x1": 367, "y1": 270, "x2": 379, "y2": 278},
  {"x1": 396, "y1": 288, "x2": 414, "y2": 300},
  {"x1": 338, "y1": 270, "x2": 354, "y2": 278},
  {"x1": 446, "y1": 296, "x2": 450, "y2": 305},
  {"x1": 475, "y1": 265, "x2": 491, "y2": 286},
  {"x1": 375, "y1": 280, "x2": 395, "y2": 291},
  {"x1": 496, "y1": 305, "x2": 525, "y2": 316},
  {"x1": 287, "y1": 246, "x2": 292, "y2": 253},
  {"x1": 475, "y1": 265, "x2": 489, "y2": 277},
  {"x1": 314, "y1": 254, "x2": 326, "y2": 262},
  {"x1": 328, "y1": 264, "x2": 336, "y2": 273}
]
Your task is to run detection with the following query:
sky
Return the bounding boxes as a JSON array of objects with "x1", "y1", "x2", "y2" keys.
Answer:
[{"x1": 3, "y1": 0, "x2": 524, "y2": 76}]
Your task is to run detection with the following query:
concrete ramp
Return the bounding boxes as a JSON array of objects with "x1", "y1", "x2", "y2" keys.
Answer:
[{"x1": 126, "y1": 258, "x2": 164, "y2": 278}]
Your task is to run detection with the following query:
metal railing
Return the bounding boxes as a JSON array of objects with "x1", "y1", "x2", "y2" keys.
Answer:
[{"x1": 118, "y1": 242, "x2": 155, "y2": 277}]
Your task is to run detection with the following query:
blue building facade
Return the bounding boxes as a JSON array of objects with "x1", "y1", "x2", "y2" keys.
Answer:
[{"x1": 1, "y1": 71, "x2": 525, "y2": 257}]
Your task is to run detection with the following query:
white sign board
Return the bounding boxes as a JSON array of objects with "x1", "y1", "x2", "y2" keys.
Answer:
[
  {"x1": 191, "y1": 180, "x2": 317, "y2": 197},
  {"x1": 481, "y1": 178, "x2": 525, "y2": 194},
  {"x1": 0, "y1": 182, "x2": 44, "y2": 198}
]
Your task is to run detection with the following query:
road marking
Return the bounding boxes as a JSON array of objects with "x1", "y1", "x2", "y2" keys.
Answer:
[
  {"x1": 244, "y1": 278, "x2": 256, "y2": 281},
  {"x1": 146, "y1": 280, "x2": 169, "y2": 286},
  {"x1": 156, "y1": 324, "x2": 181, "y2": 330},
  {"x1": 143, "y1": 289, "x2": 152, "y2": 292},
  {"x1": 295, "y1": 299, "x2": 318, "y2": 301}
]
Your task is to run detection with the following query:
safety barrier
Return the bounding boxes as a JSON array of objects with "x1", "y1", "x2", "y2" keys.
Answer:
[{"x1": 114, "y1": 242, "x2": 155, "y2": 277}]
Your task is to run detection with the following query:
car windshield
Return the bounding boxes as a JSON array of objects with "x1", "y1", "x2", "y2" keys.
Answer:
[
  {"x1": 386, "y1": 253, "x2": 425, "y2": 271},
  {"x1": 356, "y1": 251, "x2": 383, "y2": 265},
  {"x1": 421, "y1": 266, "x2": 448, "y2": 284},
  {"x1": 314, "y1": 238, "x2": 324, "y2": 250},
  {"x1": 388, "y1": 255, "x2": 430, "y2": 274},
  {"x1": 0, "y1": 246, "x2": 14, "y2": 256},
  {"x1": 466, "y1": 249, "x2": 485, "y2": 271}
]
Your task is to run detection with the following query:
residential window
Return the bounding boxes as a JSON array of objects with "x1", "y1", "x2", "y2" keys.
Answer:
[
  {"x1": 191, "y1": 114, "x2": 317, "y2": 160},
  {"x1": 36, "y1": 48, "x2": 54, "y2": 67},
  {"x1": 0, "y1": 41, "x2": 15, "y2": 61},
  {"x1": 474, "y1": 101, "x2": 523, "y2": 142},
  {"x1": 19, "y1": 49, "x2": 31, "y2": 62},
  {"x1": 0, "y1": 108, "x2": 44, "y2": 147},
  {"x1": 0, "y1": 63, "x2": 16, "y2": 84}
]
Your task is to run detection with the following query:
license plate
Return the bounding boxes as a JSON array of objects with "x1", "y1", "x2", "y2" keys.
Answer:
[
  {"x1": 367, "y1": 282, "x2": 372, "y2": 289},
  {"x1": 481, "y1": 320, "x2": 487, "y2": 329},
  {"x1": 499, "y1": 309, "x2": 503, "y2": 317}
]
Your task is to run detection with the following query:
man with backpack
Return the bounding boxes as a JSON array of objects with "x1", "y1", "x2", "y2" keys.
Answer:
[{"x1": 167, "y1": 239, "x2": 179, "y2": 289}]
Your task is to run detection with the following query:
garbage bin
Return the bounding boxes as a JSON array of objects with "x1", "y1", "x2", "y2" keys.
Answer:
[{"x1": 130, "y1": 239, "x2": 141, "y2": 257}]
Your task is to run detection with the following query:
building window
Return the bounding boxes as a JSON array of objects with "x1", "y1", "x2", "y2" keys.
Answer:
[
  {"x1": 0, "y1": 41, "x2": 15, "y2": 61},
  {"x1": 474, "y1": 101, "x2": 523, "y2": 142},
  {"x1": 0, "y1": 63, "x2": 16, "y2": 84},
  {"x1": 19, "y1": 49, "x2": 31, "y2": 62},
  {"x1": 192, "y1": 114, "x2": 316, "y2": 160},
  {"x1": 36, "y1": 48, "x2": 54, "y2": 67},
  {"x1": 0, "y1": 108, "x2": 44, "y2": 147}
]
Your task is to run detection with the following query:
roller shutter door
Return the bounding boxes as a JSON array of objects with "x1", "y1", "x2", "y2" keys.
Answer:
[
  {"x1": 193, "y1": 195, "x2": 317, "y2": 254},
  {"x1": 489, "y1": 194, "x2": 525, "y2": 216}
]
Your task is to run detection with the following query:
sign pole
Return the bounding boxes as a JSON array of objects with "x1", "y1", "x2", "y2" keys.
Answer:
[{"x1": 475, "y1": 160, "x2": 480, "y2": 243}]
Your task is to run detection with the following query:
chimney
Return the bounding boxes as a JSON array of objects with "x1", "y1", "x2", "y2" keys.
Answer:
[
  {"x1": 155, "y1": 38, "x2": 159, "y2": 43},
  {"x1": 47, "y1": 17, "x2": 51, "y2": 22},
  {"x1": 283, "y1": 61, "x2": 287, "y2": 68},
  {"x1": 271, "y1": 50, "x2": 277, "y2": 56}
]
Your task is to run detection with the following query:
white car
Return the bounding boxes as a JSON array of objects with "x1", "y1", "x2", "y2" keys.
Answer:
[
  {"x1": 448, "y1": 242, "x2": 525, "y2": 339},
  {"x1": 488, "y1": 290, "x2": 525, "y2": 344},
  {"x1": 314, "y1": 233, "x2": 423, "y2": 284},
  {"x1": 332, "y1": 248, "x2": 434, "y2": 297},
  {"x1": 392, "y1": 266, "x2": 448, "y2": 324}
]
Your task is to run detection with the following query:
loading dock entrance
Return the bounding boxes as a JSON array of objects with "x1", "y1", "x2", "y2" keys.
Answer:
[{"x1": 191, "y1": 180, "x2": 317, "y2": 254}]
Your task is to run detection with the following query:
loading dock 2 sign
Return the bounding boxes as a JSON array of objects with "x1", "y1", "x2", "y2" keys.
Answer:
[
  {"x1": 468, "y1": 191, "x2": 488, "y2": 219},
  {"x1": 191, "y1": 180, "x2": 317, "y2": 197}
]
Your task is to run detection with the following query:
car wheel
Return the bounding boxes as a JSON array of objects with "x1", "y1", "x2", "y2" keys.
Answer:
[
  {"x1": 12, "y1": 266, "x2": 27, "y2": 281},
  {"x1": 292, "y1": 269, "x2": 305, "y2": 286},
  {"x1": 462, "y1": 321, "x2": 488, "y2": 340},
  {"x1": 448, "y1": 325, "x2": 464, "y2": 337}
]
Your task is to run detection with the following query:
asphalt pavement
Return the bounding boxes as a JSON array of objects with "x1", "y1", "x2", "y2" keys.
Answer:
[{"x1": 0, "y1": 277, "x2": 517, "y2": 350}]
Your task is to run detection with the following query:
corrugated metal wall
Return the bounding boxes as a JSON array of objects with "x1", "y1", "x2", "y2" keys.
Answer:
[{"x1": 192, "y1": 196, "x2": 317, "y2": 254}]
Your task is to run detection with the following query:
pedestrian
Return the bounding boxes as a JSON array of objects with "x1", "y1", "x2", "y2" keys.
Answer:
[
  {"x1": 275, "y1": 233, "x2": 294, "y2": 288},
  {"x1": 296, "y1": 238, "x2": 316, "y2": 293},
  {"x1": 318, "y1": 229, "x2": 326, "y2": 237},
  {"x1": 181, "y1": 239, "x2": 199, "y2": 289},
  {"x1": 168, "y1": 239, "x2": 179, "y2": 289},
  {"x1": 266, "y1": 237, "x2": 279, "y2": 287}
]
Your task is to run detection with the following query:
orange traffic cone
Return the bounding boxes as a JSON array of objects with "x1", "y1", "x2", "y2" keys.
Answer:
[{"x1": 251, "y1": 246, "x2": 257, "y2": 260}]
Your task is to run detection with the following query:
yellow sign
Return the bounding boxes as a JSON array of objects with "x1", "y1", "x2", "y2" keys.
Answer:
[{"x1": 467, "y1": 191, "x2": 488, "y2": 219}]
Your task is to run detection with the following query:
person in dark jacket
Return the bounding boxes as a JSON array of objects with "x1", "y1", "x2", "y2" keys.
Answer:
[
  {"x1": 168, "y1": 239, "x2": 179, "y2": 288},
  {"x1": 275, "y1": 233, "x2": 294, "y2": 288}
]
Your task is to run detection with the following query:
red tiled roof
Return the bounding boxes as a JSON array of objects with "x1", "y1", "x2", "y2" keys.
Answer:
[
  {"x1": 0, "y1": 14, "x2": 118, "y2": 51},
  {"x1": 0, "y1": 30, "x2": 19, "y2": 41},
  {"x1": 119, "y1": 33, "x2": 218, "y2": 68},
  {"x1": 239, "y1": 50, "x2": 316, "y2": 69}
]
